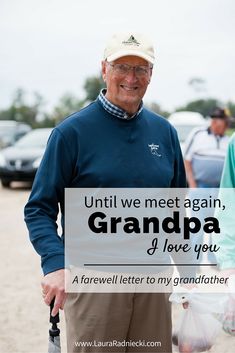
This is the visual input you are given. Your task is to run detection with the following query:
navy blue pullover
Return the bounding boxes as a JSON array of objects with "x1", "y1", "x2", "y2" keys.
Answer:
[{"x1": 24, "y1": 99, "x2": 186, "y2": 275}]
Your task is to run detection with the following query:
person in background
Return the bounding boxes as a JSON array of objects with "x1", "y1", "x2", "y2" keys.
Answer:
[
  {"x1": 184, "y1": 108, "x2": 230, "y2": 266},
  {"x1": 213, "y1": 132, "x2": 235, "y2": 336},
  {"x1": 214, "y1": 132, "x2": 235, "y2": 276},
  {"x1": 25, "y1": 32, "x2": 188, "y2": 353}
]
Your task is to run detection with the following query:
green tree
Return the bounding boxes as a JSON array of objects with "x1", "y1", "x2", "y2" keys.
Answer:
[
  {"x1": 83, "y1": 74, "x2": 105, "y2": 102},
  {"x1": 175, "y1": 98, "x2": 221, "y2": 117},
  {"x1": 145, "y1": 102, "x2": 170, "y2": 118},
  {"x1": 0, "y1": 88, "x2": 47, "y2": 127},
  {"x1": 51, "y1": 74, "x2": 105, "y2": 124},
  {"x1": 52, "y1": 93, "x2": 84, "y2": 124},
  {"x1": 227, "y1": 101, "x2": 235, "y2": 117},
  {"x1": 226, "y1": 101, "x2": 235, "y2": 130}
]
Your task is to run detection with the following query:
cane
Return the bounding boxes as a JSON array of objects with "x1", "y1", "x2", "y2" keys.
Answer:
[{"x1": 48, "y1": 298, "x2": 61, "y2": 353}]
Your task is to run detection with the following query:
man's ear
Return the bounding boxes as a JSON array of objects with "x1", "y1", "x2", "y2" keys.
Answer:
[
  {"x1": 101, "y1": 61, "x2": 106, "y2": 82},
  {"x1": 148, "y1": 67, "x2": 153, "y2": 84}
]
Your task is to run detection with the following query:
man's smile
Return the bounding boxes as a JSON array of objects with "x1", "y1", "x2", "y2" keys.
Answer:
[{"x1": 120, "y1": 85, "x2": 138, "y2": 91}]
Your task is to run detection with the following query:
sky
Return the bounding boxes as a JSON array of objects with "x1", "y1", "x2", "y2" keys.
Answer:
[{"x1": 0, "y1": 0, "x2": 235, "y2": 113}]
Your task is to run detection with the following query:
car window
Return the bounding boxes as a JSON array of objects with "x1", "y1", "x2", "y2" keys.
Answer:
[{"x1": 0, "y1": 126, "x2": 15, "y2": 137}]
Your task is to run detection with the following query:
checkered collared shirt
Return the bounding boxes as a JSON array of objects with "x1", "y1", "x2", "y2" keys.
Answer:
[{"x1": 98, "y1": 88, "x2": 143, "y2": 120}]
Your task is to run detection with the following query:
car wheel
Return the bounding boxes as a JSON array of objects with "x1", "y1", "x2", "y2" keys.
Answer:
[{"x1": 1, "y1": 179, "x2": 11, "y2": 188}]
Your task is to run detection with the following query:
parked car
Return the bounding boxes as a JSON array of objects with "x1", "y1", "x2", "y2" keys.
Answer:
[
  {"x1": 168, "y1": 111, "x2": 208, "y2": 152},
  {"x1": 0, "y1": 128, "x2": 53, "y2": 187},
  {"x1": 0, "y1": 120, "x2": 31, "y2": 149}
]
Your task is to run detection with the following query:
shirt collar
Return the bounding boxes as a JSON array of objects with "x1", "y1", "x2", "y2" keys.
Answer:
[{"x1": 98, "y1": 88, "x2": 143, "y2": 120}]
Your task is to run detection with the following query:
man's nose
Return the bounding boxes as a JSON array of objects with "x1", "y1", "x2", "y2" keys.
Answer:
[{"x1": 124, "y1": 68, "x2": 138, "y2": 82}]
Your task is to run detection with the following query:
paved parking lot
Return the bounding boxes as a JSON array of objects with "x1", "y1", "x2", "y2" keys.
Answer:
[{"x1": 0, "y1": 183, "x2": 66, "y2": 353}]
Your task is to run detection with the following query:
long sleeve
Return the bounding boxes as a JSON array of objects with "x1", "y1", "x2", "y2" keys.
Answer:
[{"x1": 24, "y1": 128, "x2": 75, "y2": 275}]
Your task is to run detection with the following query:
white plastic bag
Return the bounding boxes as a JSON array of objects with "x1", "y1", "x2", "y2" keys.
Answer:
[
  {"x1": 170, "y1": 291, "x2": 227, "y2": 314},
  {"x1": 170, "y1": 291, "x2": 223, "y2": 352},
  {"x1": 177, "y1": 308, "x2": 221, "y2": 352},
  {"x1": 222, "y1": 295, "x2": 235, "y2": 335}
]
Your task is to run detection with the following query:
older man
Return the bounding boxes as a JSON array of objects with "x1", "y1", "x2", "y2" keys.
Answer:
[{"x1": 25, "y1": 32, "x2": 186, "y2": 353}]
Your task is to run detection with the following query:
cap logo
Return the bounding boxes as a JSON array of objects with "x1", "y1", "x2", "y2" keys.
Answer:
[{"x1": 122, "y1": 35, "x2": 140, "y2": 47}]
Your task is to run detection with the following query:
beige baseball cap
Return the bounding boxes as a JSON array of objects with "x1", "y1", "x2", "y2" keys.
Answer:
[{"x1": 104, "y1": 32, "x2": 155, "y2": 65}]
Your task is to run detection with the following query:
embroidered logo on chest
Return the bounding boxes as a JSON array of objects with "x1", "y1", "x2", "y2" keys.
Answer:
[{"x1": 148, "y1": 143, "x2": 162, "y2": 157}]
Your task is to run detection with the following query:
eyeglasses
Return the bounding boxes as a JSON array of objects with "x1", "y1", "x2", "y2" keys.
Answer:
[{"x1": 108, "y1": 62, "x2": 152, "y2": 77}]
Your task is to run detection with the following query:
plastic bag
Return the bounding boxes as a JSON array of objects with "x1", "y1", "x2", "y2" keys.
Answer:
[
  {"x1": 222, "y1": 295, "x2": 235, "y2": 335},
  {"x1": 170, "y1": 291, "x2": 223, "y2": 352},
  {"x1": 177, "y1": 308, "x2": 221, "y2": 352},
  {"x1": 170, "y1": 291, "x2": 227, "y2": 314}
]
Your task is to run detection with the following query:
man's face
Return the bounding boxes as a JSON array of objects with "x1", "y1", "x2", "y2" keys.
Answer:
[
  {"x1": 102, "y1": 55, "x2": 152, "y2": 115},
  {"x1": 211, "y1": 118, "x2": 228, "y2": 135}
]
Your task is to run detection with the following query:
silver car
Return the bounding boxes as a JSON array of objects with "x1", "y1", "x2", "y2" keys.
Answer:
[
  {"x1": 0, "y1": 128, "x2": 53, "y2": 187},
  {"x1": 0, "y1": 120, "x2": 31, "y2": 149}
]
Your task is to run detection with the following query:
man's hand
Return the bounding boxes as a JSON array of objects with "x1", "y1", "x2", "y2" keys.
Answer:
[
  {"x1": 41, "y1": 269, "x2": 67, "y2": 316},
  {"x1": 181, "y1": 283, "x2": 197, "y2": 309}
]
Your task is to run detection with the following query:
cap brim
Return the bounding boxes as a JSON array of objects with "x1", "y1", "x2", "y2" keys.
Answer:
[
  {"x1": 211, "y1": 115, "x2": 230, "y2": 120},
  {"x1": 106, "y1": 49, "x2": 155, "y2": 65}
]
